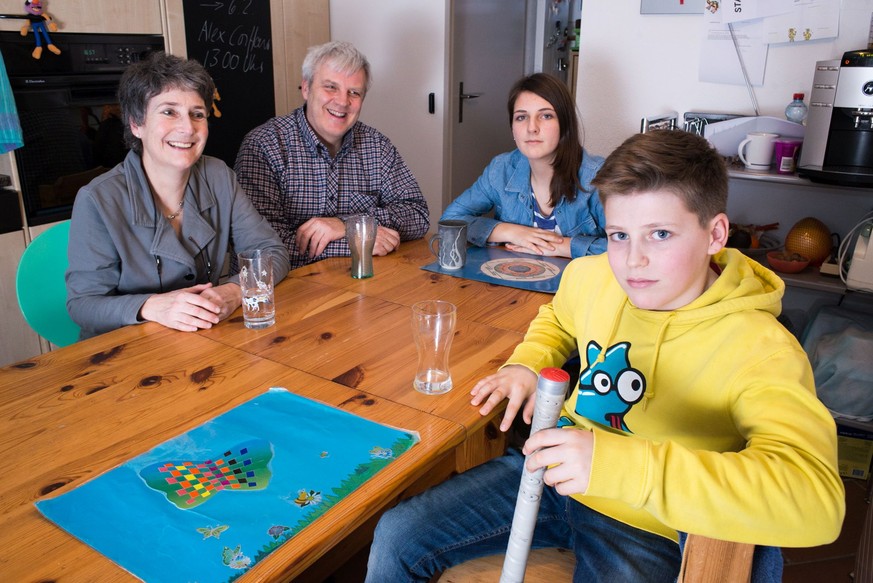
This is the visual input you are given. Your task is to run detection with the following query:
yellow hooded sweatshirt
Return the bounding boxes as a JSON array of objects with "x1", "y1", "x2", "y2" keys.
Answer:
[{"x1": 506, "y1": 248, "x2": 845, "y2": 547}]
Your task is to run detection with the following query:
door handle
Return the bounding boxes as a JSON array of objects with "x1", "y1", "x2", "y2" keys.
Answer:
[{"x1": 458, "y1": 82, "x2": 482, "y2": 124}]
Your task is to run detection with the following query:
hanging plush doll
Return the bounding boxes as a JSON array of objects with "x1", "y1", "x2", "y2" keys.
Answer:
[
  {"x1": 211, "y1": 87, "x2": 222, "y2": 118},
  {"x1": 20, "y1": 0, "x2": 60, "y2": 60}
]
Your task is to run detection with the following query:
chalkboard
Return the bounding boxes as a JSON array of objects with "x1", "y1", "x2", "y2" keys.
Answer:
[{"x1": 183, "y1": 0, "x2": 275, "y2": 167}]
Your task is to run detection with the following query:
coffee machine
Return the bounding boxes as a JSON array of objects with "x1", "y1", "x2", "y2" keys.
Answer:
[{"x1": 798, "y1": 49, "x2": 873, "y2": 187}]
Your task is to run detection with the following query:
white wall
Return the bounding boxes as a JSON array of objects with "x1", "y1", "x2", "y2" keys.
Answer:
[{"x1": 576, "y1": 0, "x2": 873, "y2": 157}]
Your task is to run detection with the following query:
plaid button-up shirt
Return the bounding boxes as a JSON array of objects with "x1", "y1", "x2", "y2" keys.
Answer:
[{"x1": 234, "y1": 106, "x2": 429, "y2": 269}]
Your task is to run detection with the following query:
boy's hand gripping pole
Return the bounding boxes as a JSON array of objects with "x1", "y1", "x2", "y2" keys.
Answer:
[{"x1": 500, "y1": 367, "x2": 569, "y2": 583}]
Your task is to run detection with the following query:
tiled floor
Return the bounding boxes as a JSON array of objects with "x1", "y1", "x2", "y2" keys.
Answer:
[{"x1": 782, "y1": 477, "x2": 870, "y2": 583}]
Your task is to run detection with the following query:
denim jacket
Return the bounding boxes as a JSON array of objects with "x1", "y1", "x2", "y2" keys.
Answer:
[{"x1": 440, "y1": 149, "x2": 607, "y2": 258}]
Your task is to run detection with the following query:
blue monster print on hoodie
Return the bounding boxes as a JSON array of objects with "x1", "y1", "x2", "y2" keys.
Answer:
[{"x1": 557, "y1": 341, "x2": 646, "y2": 432}]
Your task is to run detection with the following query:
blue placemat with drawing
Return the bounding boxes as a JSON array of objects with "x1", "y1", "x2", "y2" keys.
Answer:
[
  {"x1": 36, "y1": 388, "x2": 418, "y2": 583},
  {"x1": 422, "y1": 245, "x2": 570, "y2": 294}
]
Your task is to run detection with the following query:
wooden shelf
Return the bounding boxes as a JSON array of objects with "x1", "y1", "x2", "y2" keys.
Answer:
[
  {"x1": 778, "y1": 269, "x2": 847, "y2": 294},
  {"x1": 767, "y1": 266, "x2": 870, "y2": 296},
  {"x1": 728, "y1": 167, "x2": 873, "y2": 195},
  {"x1": 727, "y1": 167, "x2": 872, "y2": 296},
  {"x1": 745, "y1": 253, "x2": 848, "y2": 294},
  {"x1": 728, "y1": 167, "x2": 813, "y2": 186}
]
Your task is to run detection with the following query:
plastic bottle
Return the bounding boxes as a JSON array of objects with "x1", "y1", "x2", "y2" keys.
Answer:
[{"x1": 785, "y1": 93, "x2": 808, "y2": 124}]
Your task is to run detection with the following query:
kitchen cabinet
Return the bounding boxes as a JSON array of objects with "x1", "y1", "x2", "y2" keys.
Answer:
[
  {"x1": 0, "y1": 220, "x2": 62, "y2": 367},
  {"x1": 0, "y1": 0, "x2": 162, "y2": 35},
  {"x1": 0, "y1": 229, "x2": 41, "y2": 366},
  {"x1": 0, "y1": 179, "x2": 40, "y2": 367}
]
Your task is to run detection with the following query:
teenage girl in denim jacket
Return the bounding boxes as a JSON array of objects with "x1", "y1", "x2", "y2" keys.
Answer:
[{"x1": 441, "y1": 73, "x2": 606, "y2": 258}]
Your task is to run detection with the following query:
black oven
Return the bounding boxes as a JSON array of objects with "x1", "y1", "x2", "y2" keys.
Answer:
[{"x1": 0, "y1": 32, "x2": 164, "y2": 225}]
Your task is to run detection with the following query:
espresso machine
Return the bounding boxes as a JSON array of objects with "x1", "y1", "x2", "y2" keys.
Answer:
[{"x1": 798, "y1": 49, "x2": 873, "y2": 186}]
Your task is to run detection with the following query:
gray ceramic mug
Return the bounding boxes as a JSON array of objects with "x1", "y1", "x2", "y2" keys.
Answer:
[{"x1": 429, "y1": 220, "x2": 467, "y2": 270}]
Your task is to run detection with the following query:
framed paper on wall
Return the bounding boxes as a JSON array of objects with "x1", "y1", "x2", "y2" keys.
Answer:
[{"x1": 641, "y1": 0, "x2": 706, "y2": 14}]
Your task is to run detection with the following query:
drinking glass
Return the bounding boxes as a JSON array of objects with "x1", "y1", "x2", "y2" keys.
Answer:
[
  {"x1": 238, "y1": 250, "x2": 275, "y2": 329},
  {"x1": 345, "y1": 214, "x2": 378, "y2": 278},
  {"x1": 411, "y1": 300, "x2": 456, "y2": 395}
]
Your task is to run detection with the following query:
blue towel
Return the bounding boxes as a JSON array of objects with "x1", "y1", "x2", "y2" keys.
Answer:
[{"x1": 0, "y1": 49, "x2": 23, "y2": 154}]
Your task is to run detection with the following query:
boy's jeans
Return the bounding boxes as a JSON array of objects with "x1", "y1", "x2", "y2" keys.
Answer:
[{"x1": 365, "y1": 448, "x2": 782, "y2": 583}]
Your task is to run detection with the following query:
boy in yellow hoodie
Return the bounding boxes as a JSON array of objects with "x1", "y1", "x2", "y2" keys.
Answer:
[{"x1": 366, "y1": 130, "x2": 845, "y2": 582}]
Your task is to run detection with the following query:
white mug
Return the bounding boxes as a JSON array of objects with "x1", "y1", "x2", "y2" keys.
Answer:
[{"x1": 737, "y1": 132, "x2": 779, "y2": 171}]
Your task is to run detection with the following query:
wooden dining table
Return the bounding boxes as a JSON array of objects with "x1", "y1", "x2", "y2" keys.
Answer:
[
  {"x1": 0, "y1": 237, "x2": 555, "y2": 582},
  {"x1": 201, "y1": 238, "x2": 551, "y2": 473}
]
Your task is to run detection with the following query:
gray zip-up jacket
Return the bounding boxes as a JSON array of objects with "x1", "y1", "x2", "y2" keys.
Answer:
[{"x1": 66, "y1": 151, "x2": 289, "y2": 339}]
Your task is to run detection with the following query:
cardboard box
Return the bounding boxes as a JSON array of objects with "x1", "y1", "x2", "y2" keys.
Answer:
[{"x1": 836, "y1": 422, "x2": 873, "y2": 480}]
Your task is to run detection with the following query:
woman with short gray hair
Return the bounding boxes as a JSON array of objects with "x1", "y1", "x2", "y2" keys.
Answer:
[{"x1": 66, "y1": 51, "x2": 289, "y2": 340}]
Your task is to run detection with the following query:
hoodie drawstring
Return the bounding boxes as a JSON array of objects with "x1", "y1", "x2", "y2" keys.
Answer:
[
  {"x1": 595, "y1": 297, "x2": 629, "y2": 365},
  {"x1": 643, "y1": 312, "x2": 676, "y2": 410}
]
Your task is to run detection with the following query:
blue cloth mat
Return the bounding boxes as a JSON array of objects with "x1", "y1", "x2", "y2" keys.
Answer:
[
  {"x1": 0, "y1": 49, "x2": 23, "y2": 154},
  {"x1": 421, "y1": 245, "x2": 570, "y2": 294},
  {"x1": 36, "y1": 388, "x2": 418, "y2": 583}
]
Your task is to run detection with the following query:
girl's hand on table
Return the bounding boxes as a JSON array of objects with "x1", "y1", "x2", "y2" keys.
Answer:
[
  {"x1": 489, "y1": 223, "x2": 568, "y2": 257},
  {"x1": 505, "y1": 237, "x2": 571, "y2": 258},
  {"x1": 470, "y1": 364, "x2": 538, "y2": 431}
]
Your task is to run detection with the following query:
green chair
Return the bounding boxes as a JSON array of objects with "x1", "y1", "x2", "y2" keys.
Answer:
[{"x1": 16, "y1": 220, "x2": 80, "y2": 347}]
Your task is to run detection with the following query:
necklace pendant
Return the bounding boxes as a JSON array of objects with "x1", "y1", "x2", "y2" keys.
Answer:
[{"x1": 165, "y1": 200, "x2": 184, "y2": 220}]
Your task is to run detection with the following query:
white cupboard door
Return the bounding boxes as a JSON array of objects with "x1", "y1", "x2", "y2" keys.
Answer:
[{"x1": 0, "y1": 0, "x2": 162, "y2": 34}]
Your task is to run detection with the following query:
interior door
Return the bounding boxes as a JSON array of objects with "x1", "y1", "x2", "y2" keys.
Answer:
[{"x1": 449, "y1": 0, "x2": 528, "y2": 205}]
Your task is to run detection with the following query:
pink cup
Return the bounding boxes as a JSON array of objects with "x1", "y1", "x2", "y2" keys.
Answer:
[{"x1": 773, "y1": 138, "x2": 803, "y2": 174}]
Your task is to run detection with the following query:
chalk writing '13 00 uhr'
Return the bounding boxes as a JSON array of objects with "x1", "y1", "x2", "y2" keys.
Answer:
[{"x1": 202, "y1": 47, "x2": 266, "y2": 73}]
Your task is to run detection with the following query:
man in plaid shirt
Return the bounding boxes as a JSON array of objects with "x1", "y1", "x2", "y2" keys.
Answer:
[{"x1": 234, "y1": 41, "x2": 429, "y2": 270}]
